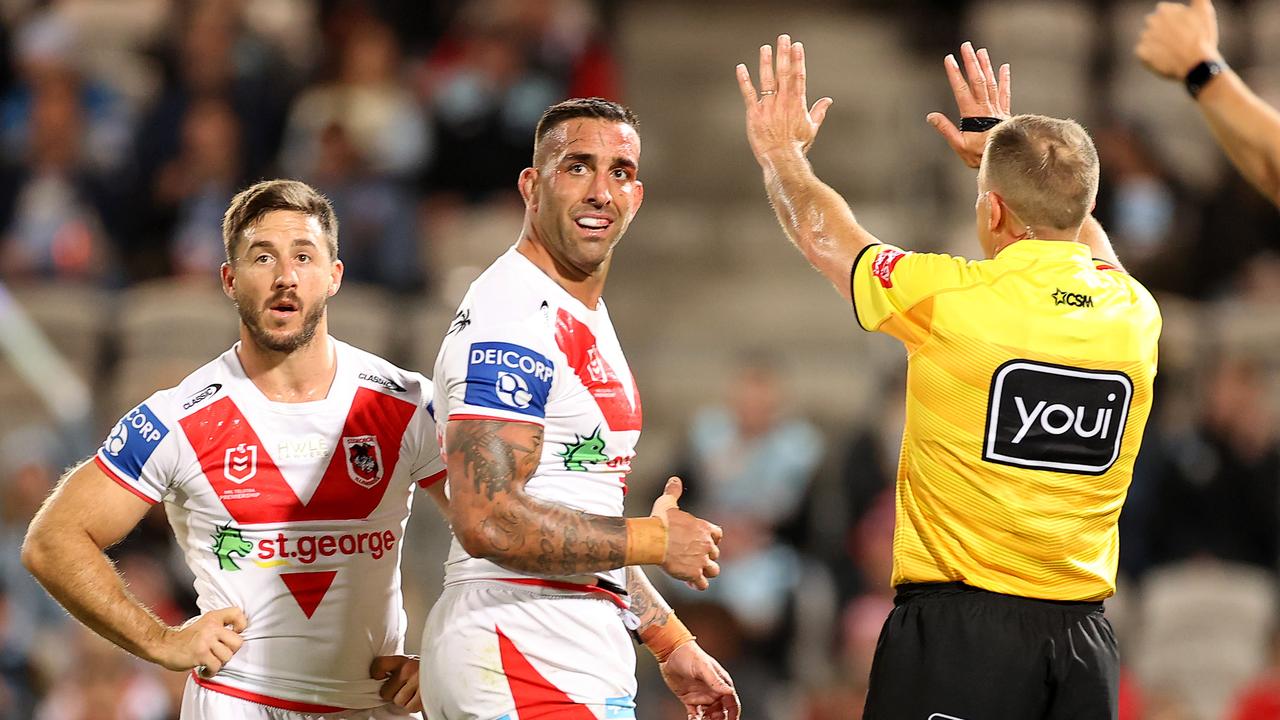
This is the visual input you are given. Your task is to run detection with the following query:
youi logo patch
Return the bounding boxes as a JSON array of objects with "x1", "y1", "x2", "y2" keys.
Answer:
[
  {"x1": 983, "y1": 360, "x2": 1133, "y2": 475},
  {"x1": 101, "y1": 403, "x2": 169, "y2": 480},
  {"x1": 464, "y1": 342, "x2": 553, "y2": 418}
]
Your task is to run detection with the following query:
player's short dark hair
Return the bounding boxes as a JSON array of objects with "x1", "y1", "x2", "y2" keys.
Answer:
[
  {"x1": 983, "y1": 114, "x2": 1099, "y2": 231},
  {"x1": 533, "y1": 98, "x2": 639, "y2": 165},
  {"x1": 222, "y1": 179, "x2": 339, "y2": 262}
]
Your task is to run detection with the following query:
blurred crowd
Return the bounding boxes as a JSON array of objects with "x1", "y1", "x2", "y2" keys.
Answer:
[{"x1": 4, "y1": 1, "x2": 1280, "y2": 720}]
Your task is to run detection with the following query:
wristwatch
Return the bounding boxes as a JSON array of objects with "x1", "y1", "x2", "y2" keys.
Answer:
[{"x1": 1185, "y1": 59, "x2": 1225, "y2": 99}]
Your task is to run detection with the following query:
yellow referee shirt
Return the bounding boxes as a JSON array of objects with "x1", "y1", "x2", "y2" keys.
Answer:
[{"x1": 852, "y1": 239, "x2": 1160, "y2": 601}]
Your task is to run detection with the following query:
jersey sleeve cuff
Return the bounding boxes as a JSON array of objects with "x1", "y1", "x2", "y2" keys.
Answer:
[
  {"x1": 416, "y1": 468, "x2": 448, "y2": 489},
  {"x1": 850, "y1": 243, "x2": 880, "y2": 332},
  {"x1": 94, "y1": 455, "x2": 161, "y2": 505}
]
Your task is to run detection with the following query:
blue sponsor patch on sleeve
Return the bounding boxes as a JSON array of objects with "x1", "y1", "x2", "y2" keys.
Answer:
[
  {"x1": 101, "y1": 403, "x2": 169, "y2": 480},
  {"x1": 463, "y1": 342, "x2": 553, "y2": 418}
]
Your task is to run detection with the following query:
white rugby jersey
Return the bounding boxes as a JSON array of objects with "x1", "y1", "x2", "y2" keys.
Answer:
[
  {"x1": 434, "y1": 247, "x2": 642, "y2": 595},
  {"x1": 95, "y1": 338, "x2": 445, "y2": 712}
]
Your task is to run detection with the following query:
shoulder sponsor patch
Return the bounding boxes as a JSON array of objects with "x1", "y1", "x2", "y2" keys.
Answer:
[
  {"x1": 871, "y1": 248, "x2": 907, "y2": 288},
  {"x1": 101, "y1": 403, "x2": 169, "y2": 480},
  {"x1": 464, "y1": 342, "x2": 553, "y2": 418}
]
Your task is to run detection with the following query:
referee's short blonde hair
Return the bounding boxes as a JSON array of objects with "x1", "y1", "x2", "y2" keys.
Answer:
[{"x1": 983, "y1": 115, "x2": 1099, "y2": 232}]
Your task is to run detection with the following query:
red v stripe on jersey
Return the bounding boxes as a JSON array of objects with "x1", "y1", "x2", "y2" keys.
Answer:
[
  {"x1": 497, "y1": 627, "x2": 596, "y2": 719},
  {"x1": 179, "y1": 388, "x2": 417, "y2": 524},
  {"x1": 280, "y1": 571, "x2": 337, "y2": 619},
  {"x1": 554, "y1": 308, "x2": 642, "y2": 432}
]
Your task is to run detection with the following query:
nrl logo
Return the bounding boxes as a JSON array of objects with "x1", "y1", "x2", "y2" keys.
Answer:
[
  {"x1": 224, "y1": 443, "x2": 258, "y2": 484},
  {"x1": 343, "y1": 435, "x2": 384, "y2": 488}
]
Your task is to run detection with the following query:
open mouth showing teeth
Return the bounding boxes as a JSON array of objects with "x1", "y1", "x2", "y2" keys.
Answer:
[
  {"x1": 575, "y1": 217, "x2": 612, "y2": 229},
  {"x1": 270, "y1": 300, "x2": 299, "y2": 313}
]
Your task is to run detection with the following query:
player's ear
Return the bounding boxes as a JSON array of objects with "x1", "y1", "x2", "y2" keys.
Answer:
[
  {"x1": 518, "y1": 167, "x2": 539, "y2": 208},
  {"x1": 220, "y1": 262, "x2": 236, "y2": 300},
  {"x1": 328, "y1": 259, "x2": 343, "y2": 297},
  {"x1": 631, "y1": 179, "x2": 644, "y2": 214}
]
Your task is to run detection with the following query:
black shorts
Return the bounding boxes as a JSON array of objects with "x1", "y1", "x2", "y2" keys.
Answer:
[{"x1": 863, "y1": 582, "x2": 1119, "y2": 720}]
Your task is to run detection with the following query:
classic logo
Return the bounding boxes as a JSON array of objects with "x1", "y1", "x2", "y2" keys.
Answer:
[
  {"x1": 983, "y1": 360, "x2": 1133, "y2": 475},
  {"x1": 1052, "y1": 289, "x2": 1093, "y2": 308},
  {"x1": 359, "y1": 373, "x2": 406, "y2": 393},
  {"x1": 343, "y1": 435, "x2": 384, "y2": 488},
  {"x1": 211, "y1": 522, "x2": 253, "y2": 571},
  {"x1": 224, "y1": 443, "x2": 258, "y2": 484},
  {"x1": 183, "y1": 383, "x2": 223, "y2": 410},
  {"x1": 558, "y1": 426, "x2": 610, "y2": 472},
  {"x1": 871, "y1": 248, "x2": 907, "y2": 289}
]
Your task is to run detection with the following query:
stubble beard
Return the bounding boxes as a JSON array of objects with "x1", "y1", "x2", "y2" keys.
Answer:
[{"x1": 235, "y1": 293, "x2": 327, "y2": 354}]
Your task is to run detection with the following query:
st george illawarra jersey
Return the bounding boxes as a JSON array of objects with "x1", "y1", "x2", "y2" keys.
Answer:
[
  {"x1": 434, "y1": 247, "x2": 642, "y2": 597},
  {"x1": 95, "y1": 338, "x2": 445, "y2": 713}
]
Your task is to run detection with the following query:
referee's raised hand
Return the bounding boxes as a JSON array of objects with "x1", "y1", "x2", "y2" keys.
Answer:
[
  {"x1": 736, "y1": 34, "x2": 834, "y2": 167},
  {"x1": 926, "y1": 42, "x2": 1012, "y2": 169}
]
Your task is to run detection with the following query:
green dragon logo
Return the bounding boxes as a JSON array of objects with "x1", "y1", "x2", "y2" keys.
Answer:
[
  {"x1": 558, "y1": 426, "x2": 610, "y2": 471},
  {"x1": 211, "y1": 522, "x2": 254, "y2": 572}
]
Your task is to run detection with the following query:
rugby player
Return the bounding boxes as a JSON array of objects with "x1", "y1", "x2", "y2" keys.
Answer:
[
  {"x1": 422, "y1": 98, "x2": 740, "y2": 720},
  {"x1": 23, "y1": 179, "x2": 444, "y2": 718}
]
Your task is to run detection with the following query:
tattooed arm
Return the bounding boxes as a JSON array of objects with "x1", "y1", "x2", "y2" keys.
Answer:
[
  {"x1": 626, "y1": 565, "x2": 674, "y2": 635},
  {"x1": 447, "y1": 419, "x2": 723, "y2": 585},
  {"x1": 447, "y1": 419, "x2": 627, "y2": 575},
  {"x1": 627, "y1": 566, "x2": 741, "y2": 720}
]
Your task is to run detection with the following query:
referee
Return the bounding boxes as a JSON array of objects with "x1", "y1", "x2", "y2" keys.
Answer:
[{"x1": 736, "y1": 37, "x2": 1160, "y2": 719}]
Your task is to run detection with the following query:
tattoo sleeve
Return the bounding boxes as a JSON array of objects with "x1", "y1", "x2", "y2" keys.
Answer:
[
  {"x1": 446, "y1": 419, "x2": 627, "y2": 575},
  {"x1": 626, "y1": 565, "x2": 673, "y2": 635}
]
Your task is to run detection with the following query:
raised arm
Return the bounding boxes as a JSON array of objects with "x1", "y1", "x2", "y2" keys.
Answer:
[
  {"x1": 22, "y1": 459, "x2": 247, "y2": 673},
  {"x1": 1137, "y1": 0, "x2": 1280, "y2": 206},
  {"x1": 446, "y1": 420, "x2": 722, "y2": 588},
  {"x1": 737, "y1": 34, "x2": 878, "y2": 300},
  {"x1": 926, "y1": 42, "x2": 1125, "y2": 270}
]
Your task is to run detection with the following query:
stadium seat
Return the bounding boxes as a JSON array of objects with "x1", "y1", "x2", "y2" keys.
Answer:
[
  {"x1": 8, "y1": 282, "x2": 111, "y2": 383},
  {"x1": 1134, "y1": 560, "x2": 1277, "y2": 720},
  {"x1": 117, "y1": 278, "x2": 238, "y2": 365}
]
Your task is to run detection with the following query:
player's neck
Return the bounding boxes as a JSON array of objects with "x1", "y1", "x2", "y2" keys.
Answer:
[
  {"x1": 236, "y1": 326, "x2": 337, "y2": 403},
  {"x1": 516, "y1": 234, "x2": 609, "y2": 310}
]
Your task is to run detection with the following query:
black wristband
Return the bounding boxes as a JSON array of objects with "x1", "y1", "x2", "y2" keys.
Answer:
[
  {"x1": 959, "y1": 116, "x2": 1003, "y2": 132},
  {"x1": 1185, "y1": 59, "x2": 1225, "y2": 99}
]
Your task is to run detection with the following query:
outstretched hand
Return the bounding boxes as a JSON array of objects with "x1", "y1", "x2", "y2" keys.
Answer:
[
  {"x1": 1135, "y1": 0, "x2": 1222, "y2": 82},
  {"x1": 926, "y1": 42, "x2": 1012, "y2": 169},
  {"x1": 737, "y1": 33, "x2": 834, "y2": 167}
]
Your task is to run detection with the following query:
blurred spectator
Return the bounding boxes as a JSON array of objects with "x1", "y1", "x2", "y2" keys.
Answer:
[
  {"x1": 0, "y1": 581, "x2": 38, "y2": 720},
  {"x1": 0, "y1": 67, "x2": 122, "y2": 283},
  {"x1": 415, "y1": 0, "x2": 593, "y2": 203},
  {"x1": 1144, "y1": 355, "x2": 1280, "y2": 572},
  {"x1": 136, "y1": 0, "x2": 294, "y2": 190},
  {"x1": 33, "y1": 625, "x2": 171, "y2": 720},
  {"x1": 148, "y1": 96, "x2": 245, "y2": 277},
  {"x1": 305, "y1": 121, "x2": 425, "y2": 291},
  {"x1": 281, "y1": 13, "x2": 427, "y2": 180},
  {"x1": 0, "y1": 426, "x2": 70, "y2": 655},
  {"x1": 1093, "y1": 118, "x2": 1202, "y2": 296},
  {"x1": 674, "y1": 356, "x2": 824, "y2": 656},
  {"x1": 0, "y1": 10, "x2": 133, "y2": 176}
]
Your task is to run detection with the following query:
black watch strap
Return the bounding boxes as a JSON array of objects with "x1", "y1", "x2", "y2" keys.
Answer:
[
  {"x1": 959, "y1": 116, "x2": 1003, "y2": 132},
  {"x1": 1185, "y1": 59, "x2": 1225, "y2": 99}
]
